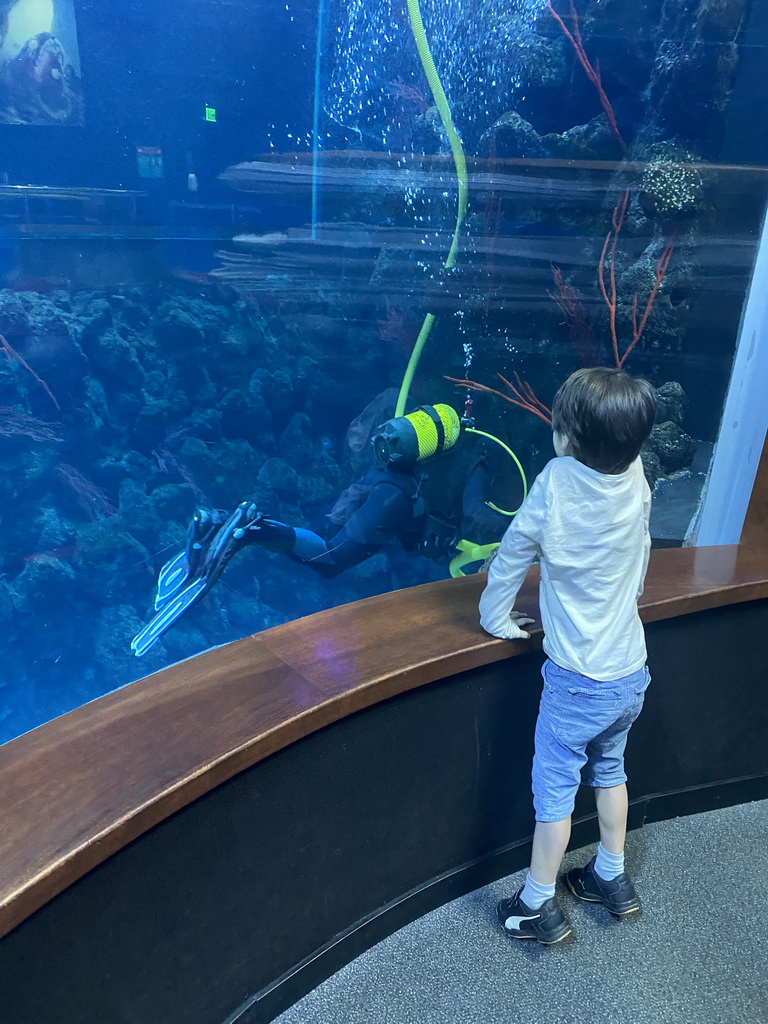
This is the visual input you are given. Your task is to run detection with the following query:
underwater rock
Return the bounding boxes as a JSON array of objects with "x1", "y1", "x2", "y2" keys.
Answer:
[
  {"x1": 95, "y1": 450, "x2": 154, "y2": 491},
  {"x1": 649, "y1": 0, "x2": 747, "y2": 153},
  {"x1": 149, "y1": 484, "x2": 196, "y2": 522},
  {"x1": 0, "y1": 291, "x2": 29, "y2": 335},
  {"x1": 209, "y1": 439, "x2": 266, "y2": 498},
  {"x1": 33, "y1": 506, "x2": 77, "y2": 551},
  {"x1": 11, "y1": 554, "x2": 76, "y2": 616},
  {"x1": 250, "y1": 367, "x2": 301, "y2": 427},
  {"x1": 70, "y1": 295, "x2": 114, "y2": 349},
  {"x1": 107, "y1": 293, "x2": 152, "y2": 330},
  {"x1": 278, "y1": 413, "x2": 315, "y2": 472},
  {"x1": 312, "y1": 448, "x2": 343, "y2": 489},
  {"x1": 640, "y1": 448, "x2": 663, "y2": 489},
  {"x1": 616, "y1": 240, "x2": 693, "y2": 355},
  {"x1": 132, "y1": 401, "x2": 173, "y2": 452},
  {"x1": 639, "y1": 143, "x2": 709, "y2": 223},
  {"x1": 412, "y1": 106, "x2": 449, "y2": 156},
  {"x1": 480, "y1": 111, "x2": 547, "y2": 160},
  {"x1": 153, "y1": 307, "x2": 205, "y2": 350},
  {"x1": 257, "y1": 458, "x2": 299, "y2": 500},
  {"x1": 698, "y1": 0, "x2": 749, "y2": 41},
  {"x1": 91, "y1": 328, "x2": 146, "y2": 389},
  {"x1": 545, "y1": 117, "x2": 621, "y2": 162},
  {"x1": 21, "y1": 293, "x2": 75, "y2": 337},
  {"x1": 27, "y1": 332, "x2": 89, "y2": 411},
  {"x1": 480, "y1": 111, "x2": 619, "y2": 165},
  {"x1": 221, "y1": 389, "x2": 272, "y2": 441},
  {"x1": 655, "y1": 381, "x2": 686, "y2": 425},
  {"x1": 74, "y1": 521, "x2": 152, "y2": 603},
  {"x1": 117, "y1": 478, "x2": 160, "y2": 544},
  {"x1": 647, "y1": 420, "x2": 698, "y2": 473},
  {"x1": 298, "y1": 475, "x2": 340, "y2": 508},
  {"x1": 93, "y1": 605, "x2": 152, "y2": 679}
]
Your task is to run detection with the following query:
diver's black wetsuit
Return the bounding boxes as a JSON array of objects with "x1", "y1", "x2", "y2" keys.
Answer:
[
  {"x1": 253, "y1": 459, "x2": 504, "y2": 579},
  {"x1": 130, "y1": 440, "x2": 513, "y2": 658}
]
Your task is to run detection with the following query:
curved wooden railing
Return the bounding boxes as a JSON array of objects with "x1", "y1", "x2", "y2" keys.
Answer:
[{"x1": 1, "y1": 544, "x2": 767, "y2": 944}]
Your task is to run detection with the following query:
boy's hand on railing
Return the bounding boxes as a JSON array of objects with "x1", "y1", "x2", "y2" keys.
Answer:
[{"x1": 506, "y1": 610, "x2": 535, "y2": 640}]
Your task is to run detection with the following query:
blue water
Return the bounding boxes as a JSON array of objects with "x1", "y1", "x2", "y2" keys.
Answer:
[{"x1": 0, "y1": 0, "x2": 762, "y2": 743}]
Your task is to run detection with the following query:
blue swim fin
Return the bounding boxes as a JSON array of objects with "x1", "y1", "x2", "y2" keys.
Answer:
[
  {"x1": 132, "y1": 502, "x2": 264, "y2": 657},
  {"x1": 132, "y1": 577, "x2": 209, "y2": 658},
  {"x1": 154, "y1": 550, "x2": 190, "y2": 611}
]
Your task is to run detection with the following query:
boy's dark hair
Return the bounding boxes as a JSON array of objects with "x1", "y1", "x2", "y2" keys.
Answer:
[{"x1": 551, "y1": 367, "x2": 656, "y2": 474}]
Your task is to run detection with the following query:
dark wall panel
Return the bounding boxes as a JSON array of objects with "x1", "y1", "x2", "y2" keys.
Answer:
[{"x1": 0, "y1": 601, "x2": 766, "y2": 1024}]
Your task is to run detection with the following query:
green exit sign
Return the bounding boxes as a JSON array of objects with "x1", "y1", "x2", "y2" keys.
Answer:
[{"x1": 205, "y1": 106, "x2": 217, "y2": 123}]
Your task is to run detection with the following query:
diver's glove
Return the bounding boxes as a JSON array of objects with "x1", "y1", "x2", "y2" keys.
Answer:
[{"x1": 131, "y1": 502, "x2": 264, "y2": 658}]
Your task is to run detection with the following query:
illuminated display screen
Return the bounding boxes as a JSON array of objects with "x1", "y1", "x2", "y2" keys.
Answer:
[{"x1": 0, "y1": 0, "x2": 83, "y2": 125}]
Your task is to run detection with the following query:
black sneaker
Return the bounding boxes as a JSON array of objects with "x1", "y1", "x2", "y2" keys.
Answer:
[
  {"x1": 565, "y1": 856, "x2": 641, "y2": 916},
  {"x1": 497, "y1": 890, "x2": 572, "y2": 945}
]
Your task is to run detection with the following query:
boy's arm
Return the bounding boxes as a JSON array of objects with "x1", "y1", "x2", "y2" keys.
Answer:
[
  {"x1": 636, "y1": 486, "x2": 652, "y2": 600},
  {"x1": 479, "y1": 480, "x2": 545, "y2": 640}
]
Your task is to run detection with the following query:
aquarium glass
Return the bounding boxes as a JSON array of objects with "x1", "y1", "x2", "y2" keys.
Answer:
[{"x1": 0, "y1": 0, "x2": 766, "y2": 743}]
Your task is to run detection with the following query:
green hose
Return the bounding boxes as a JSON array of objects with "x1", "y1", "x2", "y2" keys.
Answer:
[
  {"x1": 466, "y1": 428, "x2": 528, "y2": 515},
  {"x1": 406, "y1": 0, "x2": 469, "y2": 269},
  {"x1": 395, "y1": 0, "x2": 469, "y2": 418},
  {"x1": 394, "y1": 1, "x2": 526, "y2": 523}
]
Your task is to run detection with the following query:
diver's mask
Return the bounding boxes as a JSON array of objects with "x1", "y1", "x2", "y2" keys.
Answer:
[{"x1": 373, "y1": 404, "x2": 462, "y2": 470}]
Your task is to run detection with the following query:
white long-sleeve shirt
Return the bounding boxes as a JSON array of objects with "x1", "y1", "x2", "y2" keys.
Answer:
[{"x1": 479, "y1": 455, "x2": 651, "y2": 681}]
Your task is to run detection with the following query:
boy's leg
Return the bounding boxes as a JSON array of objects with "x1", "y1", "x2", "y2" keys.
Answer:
[
  {"x1": 595, "y1": 782, "x2": 628, "y2": 855},
  {"x1": 497, "y1": 818, "x2": 574, "y2": 945},
  {"x1": 566, "y1": 784, "x2": 640, "y2": 914},
  {"x1": 565, "y1": 670, "x2": 647, "y2": 915},
  {"x1": 529, "y1": 817, "x2": 572, "y2": 886}
]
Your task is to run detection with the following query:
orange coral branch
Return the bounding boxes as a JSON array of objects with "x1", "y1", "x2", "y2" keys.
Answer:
[
  {"x1": 623, "y1": 237, "x2": 675, "y2": 368},
  {"x1": 598, "y1": 192, "x2": 674, "y2": 369},
  {"x1": 598, "y1": 189, "x2": 629, "y2": 369},
  {"x1": 548, "y1": 264, "x2": 596, "y2": 367},
  {"x1": 445, "y1": 374, "x2": 552, "y2": 427},
  {"x1": 546, "y1": 0, "x2": 628, "y2": 152},
  {"x1": 0, "y1": 333, "x2": 60, "y2": 410}
]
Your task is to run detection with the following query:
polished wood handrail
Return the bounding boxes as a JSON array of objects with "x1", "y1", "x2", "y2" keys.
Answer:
[{"x1": 1, "y1": 544, "x2": 767, "y2": 941}]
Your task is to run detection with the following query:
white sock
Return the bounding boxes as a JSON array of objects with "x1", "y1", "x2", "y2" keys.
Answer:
[
  {"x1": 594, "y1": 843, "x2": 624, "y2": 880},
  {"x1": 520, "y1": 872, "x2": 556, "y2": 910}
]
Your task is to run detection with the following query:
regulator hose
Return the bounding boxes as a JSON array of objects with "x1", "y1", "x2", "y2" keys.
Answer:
[
  {"x1": 395, "y1": 0, "x2": 527, "y2": 522},
  {"x1": 466, "y1": 427, "x2": 528, "y2": 515},
  {"x1": 395, "y1": 0, "x2": 469, "y2": 418}
]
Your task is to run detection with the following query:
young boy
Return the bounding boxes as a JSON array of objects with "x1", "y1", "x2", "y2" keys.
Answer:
[{"x1": 479, "y1": 367, "x2": 656, "y2": 945}]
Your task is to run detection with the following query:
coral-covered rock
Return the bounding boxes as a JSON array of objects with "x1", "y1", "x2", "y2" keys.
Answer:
[
  {"x1": 0, "y1": 291, "x2": 29, "y2": 335},
  {"x1": 258, "y1": 457, "x2": 299, "y2": 500},
  {"x1": 11, "y1": 554, "x2": 76, "y2": 615},
  {"x1": 221, "y1": 388, "x2": 272, "y2": 441},
  {"x1": 640, "y1": 447, "x2": 662, "y2": 489},
  {"x1": 647, "y1": 420, "x2": 698, "y2": 473},
  {"x1": 91, "y1": 328, "x2": 146, "y2": 388},
  {"x1": 655, "y1": 381, "x2": 686, "y2": 425}
]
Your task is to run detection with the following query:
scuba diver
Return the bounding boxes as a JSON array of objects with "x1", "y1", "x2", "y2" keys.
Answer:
[
  {"x1": 131, "y1": 403, "x2": 516, "y2": 657},
  {"x1": 131, "y1": 0, "x2": 534, "y2": 658}
]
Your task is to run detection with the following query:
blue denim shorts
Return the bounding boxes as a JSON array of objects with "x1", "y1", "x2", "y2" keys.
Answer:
[{"x1": 532, "y1": 659, "x2": 651, "y2": 822}]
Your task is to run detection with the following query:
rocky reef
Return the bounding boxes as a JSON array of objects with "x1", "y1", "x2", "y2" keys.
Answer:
[{"x1": 0, "y1": 278, "x2": 447, "y2": 742}]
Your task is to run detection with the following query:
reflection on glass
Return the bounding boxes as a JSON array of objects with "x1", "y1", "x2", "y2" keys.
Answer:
[{"x1": 0, "y1": 0, "x2": 764, "y2": 742}]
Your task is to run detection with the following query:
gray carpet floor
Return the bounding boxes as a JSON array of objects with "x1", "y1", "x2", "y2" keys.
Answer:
[{"x1": 275, "y1": 800, "x2": 768, "y2": 1024}]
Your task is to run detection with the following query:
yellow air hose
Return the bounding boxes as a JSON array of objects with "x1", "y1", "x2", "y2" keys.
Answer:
[
  {"x1": 395, "y1": 0, "x2": 469, "y2": 418},
  {"x1": 394, "y1": 0, "x2": 528, "y2": 522}
]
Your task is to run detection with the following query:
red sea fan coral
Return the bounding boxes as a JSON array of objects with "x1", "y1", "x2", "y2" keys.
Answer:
[
  {"x1": 0, "y1": 407, "x2": 62, "y2": 442},
  {"x1": 56, "y1": 464, "x2": 116, "y2": 521}
]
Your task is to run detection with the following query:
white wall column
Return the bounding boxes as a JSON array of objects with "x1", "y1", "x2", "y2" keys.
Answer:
[{"x1": 693, "y1": 203, "x2": 768, "y2": 545}]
